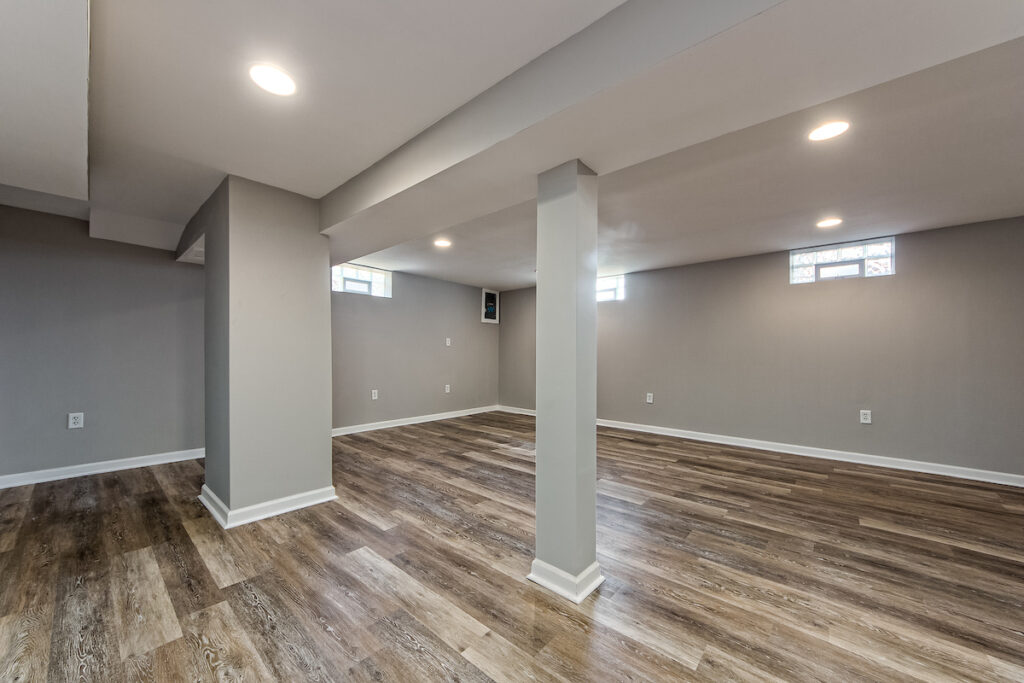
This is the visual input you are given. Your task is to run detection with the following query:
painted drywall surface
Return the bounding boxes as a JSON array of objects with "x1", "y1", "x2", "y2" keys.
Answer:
[
  {"x1": 0, "y1": 205, "x2": 204, "y2": 475},
  {"x1": 498, "y1": 218, "x2": 1024, "y2": 475},
  {"x1": 534, "y1": 160, "x2": 599, "y2": 575},
  {"x1": 191, "y1": 180, "x2": 230, "y2": 502},
  {"x1": 221, "y1": 176, "x2": 334, "y2": 509},
  {"x1": 331, "y1": 271, "x2": 499, "y2": 428},
  {"x1": 498, "y1": 287, "x2": 537, "y2": 410}
]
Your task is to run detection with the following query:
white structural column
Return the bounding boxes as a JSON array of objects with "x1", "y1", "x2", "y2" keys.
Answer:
[
  {"x1": 527, "y1": 160, "x2": 604, "y2": 603},
  {"x1": 195, "y1": 176, "x2": 336, "y2": 528}
]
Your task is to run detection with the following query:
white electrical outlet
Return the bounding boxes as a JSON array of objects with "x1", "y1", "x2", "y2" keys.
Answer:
[
  {"x1": 68, "y1": 412, "x2": 84, "y2": 429},
  {"x1": 371, "y1": 389, "x2": 378, "y2": 400},
  {"x1": 860, "y1": 409, "x2": 872, "y2": 424},
  {"x1": 645, "y1": 392, "x2": 654, "y2": 404},
  {"x1": 445, "y1": 337, "x2": 451, "y2": 347},
  {"x1": 445, "y1": 384, "x2": 451, "y2": 394}
]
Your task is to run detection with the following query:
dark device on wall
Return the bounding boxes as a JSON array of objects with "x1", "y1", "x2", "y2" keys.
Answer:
[{"x1": 481, "y1": 289, "x2": 499, "y2": 324}]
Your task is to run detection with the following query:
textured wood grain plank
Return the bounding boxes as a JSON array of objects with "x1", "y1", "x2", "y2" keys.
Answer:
[
  {"x1": 48, "y1": 570, "x2": 123, "y2": 682},
  {"x1": 181, "y1": 517, "x2": 266, "y2": 589},
  {"x1": 110, "y1": 547, "x2": 183, "y2": 660},
  {"x1": 340, "y1": 546, "x2": 490, "y2": 652},
  {"x1": 333, "y1": 485, "x2": 400, "y2": 531},
  {"x1": 151, "y1": 536, "x2": 223, "y2": 619},
  {"x1": 224, "y1": 577, "x2": 346, "y2": 682},
  {"x1": 860, "y1": 516, "x2": 1024, "y2": 563},
  {"x1": 461, "y1": 629, "x2": 565, "y2": 683},
  {"x1": 0, "y1": 486, "x2": 33, "y2": 553},
  {"x1": 179, "y1": 600, "x2": 274, "y2": 682},
  {"x1": 368, "y1": 609, "x2": 491, "y2": 682},
  {"x1": 0, "y1": 607, "x2": 53, "y2": 683}
]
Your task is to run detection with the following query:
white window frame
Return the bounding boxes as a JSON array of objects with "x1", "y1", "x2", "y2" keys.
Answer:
[
  {"x1": 790, "y1": 236, "x2": 895, "y2": 284},
  {"x1": 596, "y1": 274, "x2": 625, "y2": 302},
  {"x1": 332, "y1": 263, "x2": 393, "y2": 298}
]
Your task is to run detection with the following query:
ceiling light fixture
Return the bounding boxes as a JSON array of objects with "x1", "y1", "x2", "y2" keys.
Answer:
[
  {"x1": 808, "y1": 121, "x2": 849, "y2": 141},
  {"x1": 249, "y1": 64, "x2": 296, "y2": 96},
  {"x1": 434, "y1": 238, "x2": 452, "y2": 248},
  {"x1": 816, "y1": 217, "x2": 843, "y2": 229}
]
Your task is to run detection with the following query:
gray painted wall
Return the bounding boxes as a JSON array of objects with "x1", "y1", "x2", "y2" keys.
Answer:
[
  {"x1": 190, "y1": 181, "x2": 230, "y2": 501},
  {"x1": 203, "y1": 176, "x2": 334, "y2": 509},
  {"x1": 332, "y1": 271, "x2": 499, "y2": 428},
  {"x1": 498, "y1": 288, "x2": 536, "y2": 412},
  {"x1": 0, "y1": 205, "x2": 204, "y2": 476},
  {"x1": 499, "y1": 218, "x2": 1024, "y2": 475}
]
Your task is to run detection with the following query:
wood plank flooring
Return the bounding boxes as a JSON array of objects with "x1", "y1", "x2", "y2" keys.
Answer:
[{"x1": 1, "y1": 411, "x2": 1022, "y2": 681}]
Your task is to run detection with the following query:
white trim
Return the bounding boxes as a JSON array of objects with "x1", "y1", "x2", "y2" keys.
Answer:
[
  {"x1": 0, "y1": 448, "x2": 205, "y2": 490},
  {"x1": 199, "y1": 484, "x2": 338, "y2": 529},
  {"x1": 527, "y1": 559, "x2": 605, "y2": 604},
  {"x1": 495, "y1": 405, "x2": 536, "y2": 416},
  {"x1": 595, "y1": 418, "x2": 1024, "y2": 488},
  {"x1": 332, "y1": 405, "x2": 501, "y2": 436}
]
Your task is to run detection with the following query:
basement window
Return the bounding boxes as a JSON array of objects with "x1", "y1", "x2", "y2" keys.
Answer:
[
  {"x1": 790, "y1": 237, "x2": 895, "y2": 284},
  {"x1": 596, "y1": 275, "x2": 625, "y2": 302},
  {"x1": 332, "y1": 263, "x2": 392, "y2": 298}
]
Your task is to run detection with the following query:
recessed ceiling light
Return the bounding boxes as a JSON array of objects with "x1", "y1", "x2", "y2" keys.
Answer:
[
  {"x1": 808, "y1": 121, "x2": 849, "y2": 141},
  {"x1": 249, "y1": 64, "x2": 296, "y2": 96},
  {"x1": 816, "y1": 217, "x2": 843, "y2": 229},
  {"x1": 434, "y1": 238, "x2": 452, "y2": 248}
]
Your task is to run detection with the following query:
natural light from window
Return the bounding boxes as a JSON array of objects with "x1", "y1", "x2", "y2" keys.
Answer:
[
  {"x1": 790, "y1": 237, "x2": 894, "y2": 284},
  {"x1": 332, "y1": 263, "x2": 392, "y2": 298},
  {"x1": 597, "y1": 275, "x2": 625, "y2": 302}
]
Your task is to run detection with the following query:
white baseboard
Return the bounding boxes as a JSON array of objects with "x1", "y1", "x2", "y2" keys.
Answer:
[
  {"x1": 495, "y1": 405, "x2": 536, "y2": 416},
  {"x1": 595, "y1": 418, "x2": 1024, "y2": 488},
  {"x1": 199, "y1": 483, "x2": 338, "y2": 529},
  {"x1": 332, "y1": 405, "x2": 501, "y2": 436},
  {"x1": 0, "y1": 448, "x2": 205, "y2": 490},
  {"x1": 527, "y1": 558, "x2": 605, "y2": 604},
  {"x1": 494, "y1": 408, "x2": 1022, "y2": 488}
]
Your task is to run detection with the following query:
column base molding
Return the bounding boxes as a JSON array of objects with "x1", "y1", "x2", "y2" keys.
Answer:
[
  {"x1": 527, "y1": 558, "x2": 605, "y2": 604},
  {"x1": 199, "y1": 484, "x2": 337, "y2": 529}
]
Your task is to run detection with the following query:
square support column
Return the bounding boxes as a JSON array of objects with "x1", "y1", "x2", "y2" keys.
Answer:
[
  {"x1": 195, "y1": 176, "x2": 336, "y2": 528},
  {"x1": 527, "y1": 160, "x2": 604, "y2": 603}
]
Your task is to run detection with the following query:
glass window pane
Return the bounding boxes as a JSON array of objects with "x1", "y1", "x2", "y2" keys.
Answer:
[
  {"x1": 839, "y1": 246, "x2": 865, "y2": 261},
  {"x1": 865, "y1": 257, "x2": 892, "y2": 277},
  {"x1": 790, "y1": 266, "x2": 815, "y2": 283},
  {"x1": 819, "y1": 263, "x2": 861, "y2": 279},
  {"x1": 866, "y1": 241, "x2": 892, "y2": 257},
  {"x1": 816, "y1": 249, "x2": 841, "y2": 263},
  {"x1": 344, "y1": 280, "x2": 370, "y2": 293},
  {"x1": 597, "y1": 275, "x2": 625, "y2": 301}
]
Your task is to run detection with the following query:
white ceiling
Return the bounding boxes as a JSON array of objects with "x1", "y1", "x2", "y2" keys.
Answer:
[
  {"x1": 85, "y1": 0, "x2": 626, "y2": 247},
  {"x1": 0, "y1": 0, "x2": 89, "y2": 202},
  {"x1": 3, "y1": 0, "x2": 1022, "y2": 277},
  {"x1": 323, "y1": 0, "x2": 1024, "y2": 266},
  {"x1": 356, "y1": 38, "x2": 1024, "y2": 291}
]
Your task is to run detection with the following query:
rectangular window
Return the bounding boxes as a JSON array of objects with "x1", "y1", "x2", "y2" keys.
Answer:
[
  {"x1": 332, "y1": 263, "x2": 392, "y2": 298},
  {"x1": 790, "y1": 237, "x2": 894, "y2": 284},
  {"x1": 596, "y1": 275, "x2": 625, "y2": 302}
]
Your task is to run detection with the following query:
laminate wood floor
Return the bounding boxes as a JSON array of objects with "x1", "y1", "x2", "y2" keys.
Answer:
[{"x1": 1, "y1": 411, "x2": 1022, "y2": 681}]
